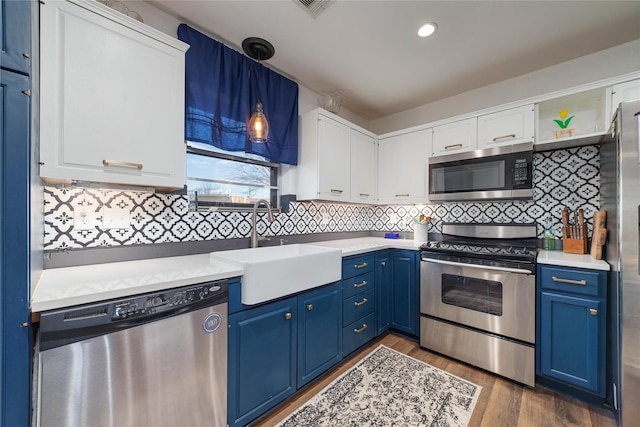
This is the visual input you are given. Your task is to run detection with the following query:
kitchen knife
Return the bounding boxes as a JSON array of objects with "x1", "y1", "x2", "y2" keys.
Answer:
[
  {"x1": 562, "y1": 207, "x2": 570, "y2": 238},
  {"x1": 578, "y1": 208, "x2": 584, "y2": 240}
]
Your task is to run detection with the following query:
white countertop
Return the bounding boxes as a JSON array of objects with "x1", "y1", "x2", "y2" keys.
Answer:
[
  {"x1": 31, "y1": 237, "x2": 422, "y2": 312},
  {"x1": 537, "y1": 250, "x2": 610, "y2": 271},
  {"x1": 31, "y1": 254, "x2": 243, "y2": 312}
]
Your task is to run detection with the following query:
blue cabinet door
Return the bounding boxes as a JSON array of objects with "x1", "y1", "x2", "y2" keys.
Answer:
[
  {"x1": 390, "y1": 250, "x2": 419, "y2": 336},
  {"x1": 228, "y1": 297, "x2": 297, "y2": 427},
  {"x1": 539, "y1": 291, "x2": 605, "y2": 395},
  {"x1": 375, "y1": 251, "x2": 391, "y2": 335},
  {"x1": 297, "y1": 283, "x2": 342, "y2": 388},
  {"x1": 1, "y1": 69, "x2": 31, "y2": 427},
  {"x1": 0, "y1": 0, "x2": 31, "y2": 75}
]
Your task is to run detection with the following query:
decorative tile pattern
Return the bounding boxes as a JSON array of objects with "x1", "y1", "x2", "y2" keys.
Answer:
[{"x1": 43, "y1": 146, "x2": 599, "y2": 250}]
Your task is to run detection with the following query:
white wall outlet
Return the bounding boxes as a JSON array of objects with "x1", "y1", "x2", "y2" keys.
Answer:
[
  {"x1": 73, "y1": 208, "x2": 100, "y2": 230},
  {"x1": 102, "y1": 207, "x2": 131, "y2": 229}
]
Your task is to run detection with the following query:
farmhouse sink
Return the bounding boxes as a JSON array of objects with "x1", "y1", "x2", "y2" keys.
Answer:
[{"x1": 210, "y1": 244, "x2": 342, "y2": 305}]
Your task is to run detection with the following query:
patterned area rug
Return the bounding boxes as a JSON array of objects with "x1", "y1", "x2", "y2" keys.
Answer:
[{"x1": 276, "y1": 345, "x2": 481, "y2": 427}]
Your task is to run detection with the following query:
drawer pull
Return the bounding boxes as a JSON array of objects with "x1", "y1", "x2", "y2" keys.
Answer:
[
  {"x1": 444, "y1": 143, "x2": 463, "y2": 150},
  {"x1": 394, "y1": 193, "x2": 410, "y2": 197},
  {"x1": 354, "y1": 324, "x2": 368, "y2": 334},
  {"x1": 103, "y1": 159, "x2": 143, "y2": 170},
  {"x1": 354, "y1": 298, "x2": 368, "y2": 307},
  {"x1": 359, "y1": 193, "x2": 370, "y2": 197},
  {"x1": 285, "y1": 312, "x2": 292, "y2": 320},
  {"x1": 354, "y1": 262, "x2": 368, "y2": 269},
  {"x1": 492, "y1": 133, "x2": 516, "y2": 142},
  {"x1": 380, "y1": 261, "x2": 386, "y2": 267},
  {"x1": 307, "y1": 304, "x2": 313, "y2": 311},
  {"x1": 590, "y1": 309, "x2": 598, "y2": 316},
  {"x1": 353, "y1": 280, "x2": 368, "y2": 289},
  {"x1": 330, "y1": 189, "x2": 343, "y2": 194},
  {"x1": 551, "y1": 276, "x2": 587, "y2": 286}
]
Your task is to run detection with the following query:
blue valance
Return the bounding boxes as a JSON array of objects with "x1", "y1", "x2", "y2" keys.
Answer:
[{"x1": 178, "y1": 24, "x2": 299, "y2": 165}]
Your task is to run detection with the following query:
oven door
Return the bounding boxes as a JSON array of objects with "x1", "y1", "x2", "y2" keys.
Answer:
[{"x1": 420, "y1": 257, "x2": 535, "y2": 344}]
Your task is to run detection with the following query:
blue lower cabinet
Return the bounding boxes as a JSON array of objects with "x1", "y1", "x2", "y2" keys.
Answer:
[
  {"x1": 389, "y1": 250, "x2": 419, "y2": 336},
  {"x1": 228, "y1": 297, "x2": 297, "y2": 427},
  {"x1": 537, "y1": 265, "x2": 607, "y2": 398},
  {"x1": 297, "y1": 283, "x2": 342, "y2": 388},
  {"x1": 343, "y1": 312, "x2": 376, "y2": 355},
  {"x1": 375, "y1": 252, "x2": 391, "y2": 335},
  {"x1": 228, "y1": 283, "x2": 343, "y2": 426}
]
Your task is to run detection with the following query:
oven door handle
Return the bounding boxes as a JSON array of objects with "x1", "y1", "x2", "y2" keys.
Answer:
[{"x1": 421, "y1": 258, "x2": 534, "y2": 275}]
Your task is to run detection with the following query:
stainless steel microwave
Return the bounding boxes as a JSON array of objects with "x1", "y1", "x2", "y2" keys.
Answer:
[{"x1": 428, "y1": 142, "x2": 533, "y2": 201}]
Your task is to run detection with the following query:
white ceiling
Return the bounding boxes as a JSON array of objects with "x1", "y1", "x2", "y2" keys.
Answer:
[{"x1": 149, "y1": 0, "x2": 640, "y2": 121}]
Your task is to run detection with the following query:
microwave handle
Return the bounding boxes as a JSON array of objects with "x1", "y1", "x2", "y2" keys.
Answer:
[{"x1": 421, "y1": 257, "x2": 533, "y2": 275}]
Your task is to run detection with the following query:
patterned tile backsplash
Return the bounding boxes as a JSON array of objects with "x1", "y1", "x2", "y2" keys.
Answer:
[{"x1": 43, "y1": 145, "x2": 600, "y2": 250}]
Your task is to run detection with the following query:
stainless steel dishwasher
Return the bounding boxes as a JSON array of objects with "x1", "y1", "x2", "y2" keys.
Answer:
[{"x1": 36, "y1": 279, "x2": 228, "y2": 427}]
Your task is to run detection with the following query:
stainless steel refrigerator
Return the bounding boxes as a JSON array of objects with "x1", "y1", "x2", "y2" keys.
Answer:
[{"x1": 600, "y1": 99, "x2": 640, "y2": 426}]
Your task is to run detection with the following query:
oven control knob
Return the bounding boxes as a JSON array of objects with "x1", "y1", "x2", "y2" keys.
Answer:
[{"x1": 114, "y1": 307, "x2": 126, "y2": 318}]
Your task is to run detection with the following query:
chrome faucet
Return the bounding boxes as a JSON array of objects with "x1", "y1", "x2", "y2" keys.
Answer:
[{"x1": 250, "y1": 199, "x2": 275, "y2": 248}]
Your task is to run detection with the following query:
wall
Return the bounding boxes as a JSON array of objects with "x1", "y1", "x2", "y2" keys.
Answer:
[
  {"x1": 371, "y1": 39, "x2": 640, "y2": 135},
  {"x1": 43, "y1": 145, "x2": 599, "y2": 250}
]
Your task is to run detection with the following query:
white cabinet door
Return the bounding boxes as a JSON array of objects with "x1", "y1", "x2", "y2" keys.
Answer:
[
  {"x1": 477, "y1": 104, "x2": 534, "y2": 148},
  {"x1": 432, "y1": 118, "x2": 477, "y2": 155},
  {"x1": 40, "y1": 0, "x2": 188, "y2": 189},
  {"x1": 317, "y1": 116, "x2": 351, "y2": 201},
  {"x1": 612, "y1": 79, "x2": 640, "y2": 117},
  {"x1": 378, "y1": 129, "x2": 431, "y2": 205},
  {"x1": 350, "y1": 130, "x2": 376, "y2": 204}
]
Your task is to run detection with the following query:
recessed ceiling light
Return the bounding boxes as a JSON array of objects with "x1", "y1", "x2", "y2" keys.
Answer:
[{"x1": 418, "y1": 23, "x2": 437, "y2": 38}]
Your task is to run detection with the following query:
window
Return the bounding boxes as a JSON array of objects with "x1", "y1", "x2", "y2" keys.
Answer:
[{"x1": 186, "y1": 142, "x2": 278, "y2": 209}]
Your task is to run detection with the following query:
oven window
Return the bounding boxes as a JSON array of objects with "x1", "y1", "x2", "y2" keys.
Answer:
[
  {"x1": 431, "y1": 159, "x2": 505, "y2": 193},
  {"x1": 441, "y1": 273, "x2": 503, "y2": 316}
]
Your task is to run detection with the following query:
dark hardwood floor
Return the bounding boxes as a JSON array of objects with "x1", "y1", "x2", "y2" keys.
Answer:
[{"x1": 254, "y1": 333, "x2": 617, "y2": 427}]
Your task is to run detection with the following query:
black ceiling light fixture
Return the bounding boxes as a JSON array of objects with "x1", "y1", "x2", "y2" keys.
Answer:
[{"x1": 243, "y1": 37, "x2": 275, "y2": 143}]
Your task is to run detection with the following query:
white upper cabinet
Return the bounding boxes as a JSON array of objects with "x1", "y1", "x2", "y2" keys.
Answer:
[
  {"x1": 378, "y1": 129, "x2": 432, "y2": 205},
  {"x1": 350, "y1": 129, "x2": 377, "y2": 204},
  {"x1": 40, "y1": 0, "x2": 188, "y2": 189},
  {"x1": 477, "y1": 104, "x2": 535, "y2": 148},
  {"x1": 432, "y1": 118, "x2": 477, "y2": 155},
  {"x1": 611, "y1": 79, "x2": 640, "y2": 117},
  {"x1": 298, "y1": 108, "x2": 377, "y2": 204},
  {"x1": 535, "y1": 87, "x2": 610, "y2": 148}
]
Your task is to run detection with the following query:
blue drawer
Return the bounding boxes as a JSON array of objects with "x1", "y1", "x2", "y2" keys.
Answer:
[
  {"x1": 343, "y1": 289, "x2": 375, "y2": 326},
  {"x1": 538, "y1": 265, "x2": 606, "y2": 297},
  {"x1": 342, "y1": 254, "x2": 375, "y2": 279},
  {"x1": 342, "y1": 312, "x2": 376, "y2": 356},
  {"x1": 342, "y1": 271, "x2": 375, "y2": 300}
]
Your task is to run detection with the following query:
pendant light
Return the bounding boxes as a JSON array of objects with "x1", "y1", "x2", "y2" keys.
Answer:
[{"x1": 242, "y1": 37, "x2": 275, "y2": 143}]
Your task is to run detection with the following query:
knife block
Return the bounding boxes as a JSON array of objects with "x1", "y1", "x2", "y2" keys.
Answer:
[{"x1": 563, "y1": 225, "x2": 588, "y2": 254}]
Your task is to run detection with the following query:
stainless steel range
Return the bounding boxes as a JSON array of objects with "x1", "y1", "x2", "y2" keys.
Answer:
[{"x1": 419, "y1": 223, "x2": 538, "y2": 386}]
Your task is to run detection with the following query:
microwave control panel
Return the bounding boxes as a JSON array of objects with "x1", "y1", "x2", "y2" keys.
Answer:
[{"x1": 513, "y1": 158, "x2": 530, "y2": 187}]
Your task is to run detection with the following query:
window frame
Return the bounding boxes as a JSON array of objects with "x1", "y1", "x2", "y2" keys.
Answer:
[{"x1": 186, "y1": 144, "x2": 279, "y2": 209}]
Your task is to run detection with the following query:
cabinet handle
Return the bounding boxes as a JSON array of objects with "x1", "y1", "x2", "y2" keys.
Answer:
[
  {"x1": 103, "y1": 160, "x2": 143, "y2": 170},
  {"x1": 492, "y1": 133, "x2": 516, "y2": 142},
  {"x1": 551, "y1": 276, "x2": 587, "y2": 286},
  {"x1": 330, "y1": 189, "x2": 343, "y2": 194},
  {"x1": 444, "y1": 144, "x2": 463, "y2": 150},
  {"x1": 381, "y1": 261, "x2": 386, "y2": 267},
  {"x1": 285, "y1": 312, "x2": 292, "y2": 320},
  {"x1": 23, "y1": 53, "x2": 30, "y2": 59},
  {"x1": 589, "y1": 309, "x2": 598, "y2": 316},
  {"x1": 353, "y1": 280, "x2": 368, "y2": 288},
  {"x1": 394, "y1": 193, "x2": 410, "y2": 197},
  {"x1": 354, "y1": 298, "x2": 368, "y2": 307},
  {"x1": 307, "y1": 304, "x2": 313, "y2": 311},
  {"x1": 21, "y1": 90, "x2": 31, "y2": 97},
  {"x1": 354, "y1": 262, "x2": 368, "y2": 270},
  {"x1": 354, "y1": 324, "x2": 368, "y2": 334},
  {"x1": 359, "y1": 193, "x2": 370, "y2": 197}
]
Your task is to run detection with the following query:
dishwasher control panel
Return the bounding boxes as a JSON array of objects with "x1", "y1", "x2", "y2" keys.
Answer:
[{"x1": 111, "y1": 281, "x2": 226, "y2": 320}]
